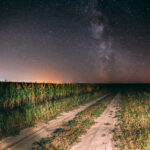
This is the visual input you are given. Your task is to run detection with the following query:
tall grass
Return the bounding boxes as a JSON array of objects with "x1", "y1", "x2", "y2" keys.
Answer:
[
  {"x1": 0, "y1": 92, "x2": 105, "y2": 139},
  {"x1": 0, "y1": 82, "x2": 109, "y2": 139},
  {"x1": 0, "y1": 82, "x2": 102, "y2": 109}
]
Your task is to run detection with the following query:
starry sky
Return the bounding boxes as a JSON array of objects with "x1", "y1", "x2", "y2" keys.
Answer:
[{"x1": 0, "y1": 0, "x2": 150, "y2": 83}]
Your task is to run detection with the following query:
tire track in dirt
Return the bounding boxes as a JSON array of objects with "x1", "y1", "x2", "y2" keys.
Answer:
[{"x1": 71, "y1": 94, "x2": 120, "y2": 150}]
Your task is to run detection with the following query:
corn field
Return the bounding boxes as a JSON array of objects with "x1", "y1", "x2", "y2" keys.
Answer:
[
  {"x1": 0, "y1": 82, "x2": 102, "y2": 109},
  {"x1": 0, "y1": 82, "x2": 108, "y2": 139}
]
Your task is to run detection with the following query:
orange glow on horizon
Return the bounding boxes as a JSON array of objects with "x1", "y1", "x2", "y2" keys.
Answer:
[{"x1": 38, "y1": 80, "x2": 64, "y2": 84}]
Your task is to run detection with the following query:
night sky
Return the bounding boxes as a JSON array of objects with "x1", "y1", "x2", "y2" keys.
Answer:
[{"x1": 0, "y1": 0, "x2": 150, "y2": 83}]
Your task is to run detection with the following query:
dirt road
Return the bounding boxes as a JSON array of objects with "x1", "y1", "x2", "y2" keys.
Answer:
[
  {"x1": 0, "y1": 94, "x2": 108, "y2": 150},
  {"x1": 71, "y1": 94, "x2": 120, "y2": 150}
]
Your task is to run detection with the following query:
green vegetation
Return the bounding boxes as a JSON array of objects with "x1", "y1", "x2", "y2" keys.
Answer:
[
  {"x1": 32, "y1": 94, "x2": 116, "y2": 150},
  {"x1": 0, "y1": 92, "x2": 103, "y2": 139},
  {"x1": 0, "y1": 82, "x2": 101, "y2": 109},
  {"x1": 0, "y1": 82, "x2": 110, "y2": 140},
  {"x1": 113, "y1": 88, "x2": 150, "y2": 150},
  {"x1": 104, "y1": 123, "x2": 111, "y2": 125},
  {"x1": 102, "y1": 134, "x2": 106, "y2": 137}
]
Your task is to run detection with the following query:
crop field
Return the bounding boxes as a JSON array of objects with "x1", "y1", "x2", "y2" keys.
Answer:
[
  {"x1": 113, "y1": 84, "x2": 150, "y2": 150},
  {"x1": 1, "y1": 83, "x2": 150, "y2": 150},
  {"x1": 0, "y1": 82, "x2": 102, "y2": 109},
  {"x1": 0, "y1": 82, "x2": 110, "y2": 140}
]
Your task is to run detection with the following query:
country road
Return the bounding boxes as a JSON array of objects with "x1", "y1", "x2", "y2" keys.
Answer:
[
  {"x1": 0, "y1": 94, "x2": 109, "y2": 150},
  {"x1": 71, "y1": 94, "x2": 120, "y2": 150}
]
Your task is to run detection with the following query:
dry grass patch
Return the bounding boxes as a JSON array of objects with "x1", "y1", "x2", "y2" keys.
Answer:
[{"x1": 113, "y1": 91, "x2": 150, "y2": 150}]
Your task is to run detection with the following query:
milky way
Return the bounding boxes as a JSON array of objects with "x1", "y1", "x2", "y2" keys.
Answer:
[{"x1": 0, "y1": 0, "x2": 149, "y2": 83}]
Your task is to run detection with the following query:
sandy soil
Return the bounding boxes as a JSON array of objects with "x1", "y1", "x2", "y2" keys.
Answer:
[
  {"x1": 71, "y1": 94, "x2": 120, "y2": 150},
  {"x1": 0, "y1": 94, "x2": 108, "y2": 150}
]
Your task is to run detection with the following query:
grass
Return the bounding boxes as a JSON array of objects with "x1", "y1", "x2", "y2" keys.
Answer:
[
  {"x1": 113, "y1": 89, "x2": 150, "y2": 150},
  {"x1": 0, "y1": 91, "x2": 106, "y2": 139},
  {"x1": 111, "y1": 129, "x2": 116, "y2": 133},
  {"x1": 32, "y1": 93, "x2": 116, "y2": 150},
  {"x1": 102, "y1": 134, "x2": 106, "y2": 137},
  {"x1": 104, "y1": 123, "x2": 111, "y2": 125},
  {"x1": 0, "y1": 82, "x2": 104, "y2": 109}
]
